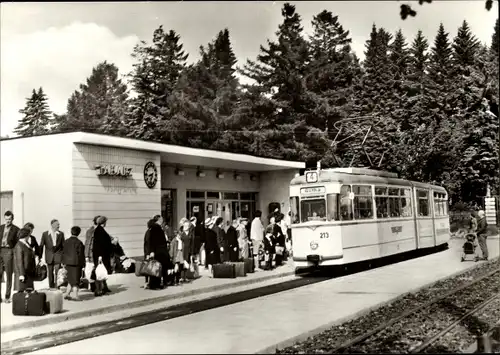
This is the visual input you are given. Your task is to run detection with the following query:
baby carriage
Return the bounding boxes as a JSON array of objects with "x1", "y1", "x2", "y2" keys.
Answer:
[{"x1": 461, "y1": 233, "x2": 480, "y2": 262}]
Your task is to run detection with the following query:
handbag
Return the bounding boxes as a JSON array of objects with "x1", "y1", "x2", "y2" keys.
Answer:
[
  {"x1": 34, "y1": 263, "x2": 48, "y2": 282},
  {"x1": 140, "y1": 259, "x2": 162, "y2": 278},
  {"x1": 56, "y1": 266, "x2": 68, "y2": 287},
  {"x1": 275, "y1": 246, "x2": 285, "y2": 256},
  {"x1": 95, "y1": 261, "x2": 109, "y2": 281}
]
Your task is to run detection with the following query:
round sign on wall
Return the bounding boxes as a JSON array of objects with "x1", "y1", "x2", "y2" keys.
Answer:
[{"x1": 144, "y1": 162, "x2": 158, "y2": 189}]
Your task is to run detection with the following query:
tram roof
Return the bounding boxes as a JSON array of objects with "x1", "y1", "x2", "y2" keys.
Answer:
[{"x1": 290, "y1": 169, "x2": 447, "y2": 193}]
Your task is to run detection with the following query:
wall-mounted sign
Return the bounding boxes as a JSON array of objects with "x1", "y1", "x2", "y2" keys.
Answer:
[
  {"x1": 300, "y1": 187, "x2": 326, "y2": 195},
  {"x1": 95, "y1": 165, "x2": 132, "y2": 177},
  {"x1": 207, "y1": 204, "x2": 213, "y2": 213},
  {"x1": 144, "y1": 162, "x2": 158, "y2": 189},
  {"x1": 193, "y1": 206, "x2": 200, "y2": 213}
]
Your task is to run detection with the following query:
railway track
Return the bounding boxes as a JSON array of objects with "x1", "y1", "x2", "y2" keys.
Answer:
[{"x1": 328, "y1": 268, "x2": 500, "y2": 354}]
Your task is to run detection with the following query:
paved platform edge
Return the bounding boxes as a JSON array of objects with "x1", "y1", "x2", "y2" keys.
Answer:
[
  {"x1": 255, "y1": 257, "x2": 500, "y2": 355},
  {"x1": 2, "y1": 269, "x2": 295, "y2": 334}
]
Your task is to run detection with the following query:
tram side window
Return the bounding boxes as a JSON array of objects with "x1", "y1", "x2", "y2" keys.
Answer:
[
  {"x1": 417, "y1": 190, "x2": 430, "y2": 217},
  {"x1": 433, "y1": 192, "x2": 448, "y2": 217},
  {"x1": 375, "y1": 187, "x2": 389, "y2": 218},
  {"x1": 388, "y1": 188, "x2": 402, "y2": 217},
  {"x1": 327, "y1": 194, "x2": 340, "y2": 221},
  {"x1": 353, "y1": 185, "x2": 373, "y2": 220},
  {"x1": 400, "y1": 189, "x2": 413, "y2": 217},
  {"x1": 340, "y1": 185, "x2": 353, "y2": 221},
  {"x1": 290, "y1": 196, "x2": 300, "y2": 224}
]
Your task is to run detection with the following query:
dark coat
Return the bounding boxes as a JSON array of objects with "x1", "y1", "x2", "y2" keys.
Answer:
[
  {"x1": 213, "y1": 225, "x2": 225, "y2": 250},
  {"x1": 92, "y1": 225, "x2": 113, "y2": 272},
  {"x1": 192, "y1": 223, "x2": 204, "y2": 255},
  {"x1": 145, "y1": 224, "x2": 171, "y2": 267},
  {"x1": 28, "y1": 235, "x2": 41, "y2": 258},
  {"x1": 0, "y1": 223, "x2": 20, "y2": 249},
  {"x1": 14, "y1": 240, "x2": 36, "y2": 277},
  {"x1": 63, "y1": 236, "x2": 86, "y2": 268},
  {"x1": 205, "y1": 227, "x2": 221, "y2": 265},
  {"x1": 180, "y1": 227, "x2": 193, "y2": 261},
  {"x1": 272, "y1": 224, "x2": 286, "y2": 247},
  {"x1": 225, "y1": 226, "x2": 239, "y2": 262},
  {"x1": 263, "y1": 234, "x2": 274, "y2": 254},
  {"x1": 40, "y1": 230, "x2": 65, "y2": 264}
]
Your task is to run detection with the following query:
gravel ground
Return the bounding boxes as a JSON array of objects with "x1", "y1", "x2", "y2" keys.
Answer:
[{"x1": 277, "y1": 259, "x2": 500, "y2": 354}]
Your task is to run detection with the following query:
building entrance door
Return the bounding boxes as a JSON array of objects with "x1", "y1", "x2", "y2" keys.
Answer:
[{"x1": 187, "y1": 201, "x2": 205, "y2": 225}]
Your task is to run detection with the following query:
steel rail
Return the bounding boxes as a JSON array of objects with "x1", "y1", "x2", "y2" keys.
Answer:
[
  {"x1": 330, "y1": 268, "x2": 500, "y2": 353},
  {"x1": 410, "y1": 292, "x2": 500, "y2": 353}
]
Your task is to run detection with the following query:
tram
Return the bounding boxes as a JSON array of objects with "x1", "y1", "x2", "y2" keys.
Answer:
[{"x1": 289, "y1": 167, "x2": 450, "y2": 270}]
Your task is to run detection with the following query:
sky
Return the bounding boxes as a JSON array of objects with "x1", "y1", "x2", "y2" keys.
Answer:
[{"x1": 1, "y1": 1, "x2": 498, "y2": 137}]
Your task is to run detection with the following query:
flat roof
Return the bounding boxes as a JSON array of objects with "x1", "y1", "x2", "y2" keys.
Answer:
[{"x1": 2, "y1": 132, "x2": 305, "y2": 172}]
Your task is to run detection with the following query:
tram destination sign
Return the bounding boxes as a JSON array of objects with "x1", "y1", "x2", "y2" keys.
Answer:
[
  {"x1": 300, "y1": 186, "x2": 326, "y2": 195},
  {"x1": 95, "y1": 164, "x2": 133, "y2": 177}
]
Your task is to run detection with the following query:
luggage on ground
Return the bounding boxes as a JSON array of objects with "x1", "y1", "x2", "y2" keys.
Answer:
[
  {"x1": 12, "y1": 289, "x2": 47, "y2": 316},
  {"x1": 139, "y1": 259, "x2": 162, "y2": 278},
  {"x1": 57, "y1": 266, "x2": 68, "y2": 288},
  {"x1": 34, "y1": 263, "x2": 48, "y2": 282},
  {"x1": 39, "y1": 289, "x2": 64, "y2": 314},
  {"x1": 243, "y1": 258, "x2": 255, "y2": 274},
  {"x1": 212, "y1": 263, "x2": 236, "y2": 279},
  {"x1": 226, "y1": 261, "x2": 246, "y2": 277}
]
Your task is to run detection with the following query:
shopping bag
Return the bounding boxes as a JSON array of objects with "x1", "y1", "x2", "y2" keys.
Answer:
[
  {"x1": 189, "y1": 263, "x2": 195, "y2": 272},
  {"x1": 95, "y1": 262, "x2": 108, "y2": 281},
  {"x1": 275, "y1": 246, "x2": 285, "y2": 256},
  {"x1": 174, "y1": 263, "x2": 179, "y2": 273},
  {"x1": 183, "y1": 260, "x2": 190, "y2": 270},
  {"x1": 85, "y1": 263, "x2": 95, "y2": 282},
  {"x1": 34, "y1": 263, "x2": 48, "y2": 282},
  {"x1": 56, "y1": 266, "x2": 68, "y2": 288}
]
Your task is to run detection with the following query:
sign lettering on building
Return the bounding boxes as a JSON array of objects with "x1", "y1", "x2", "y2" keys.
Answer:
[{"x1": 95, "y1": 165, "x2": 133, "y2": 177}]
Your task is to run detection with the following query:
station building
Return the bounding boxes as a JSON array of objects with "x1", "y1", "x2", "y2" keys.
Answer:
[{"x1": 0, "y1": 132, "x2": 304, "y2": 257}]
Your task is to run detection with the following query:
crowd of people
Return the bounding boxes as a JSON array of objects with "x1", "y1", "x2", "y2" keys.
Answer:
[{"x1": 0, "y1": 208, "x2": 293, "y2": 303}]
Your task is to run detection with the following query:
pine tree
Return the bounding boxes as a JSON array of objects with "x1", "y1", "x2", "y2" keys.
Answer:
[
  {"x1": 491, "y1": 18, "x2": 499, "y2": 56},
  {"x1": 452, "y1": 20, "x2": 480, "y2": 68},
  {"x1": 53, "y1": 61, "x2": 129, "y2": 135},
  {"x1": 14, "y1": 88, "x2": 52, "y2": 137},
  {"x1": 240, "y1": 3, "x2": 320, "y2": 162},
  {"x1": 306, "y1": 10, "x2": 362, "y2": 166},
  {"x1": 125, "y1": 26, "x2": 188, "y2": 140}
]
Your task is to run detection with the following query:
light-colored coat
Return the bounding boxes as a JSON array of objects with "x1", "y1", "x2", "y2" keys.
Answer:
[{"x1": 237, "y1": 224, "x2": 249, "y2": 260}]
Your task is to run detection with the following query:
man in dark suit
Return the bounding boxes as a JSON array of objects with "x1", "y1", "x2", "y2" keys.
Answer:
[
  {"x1": 0, "y1": 211, "x2": 20, "y2": 303},
  {"x1": 40, "y1": 219, "x2": 65, "y2": 289}
]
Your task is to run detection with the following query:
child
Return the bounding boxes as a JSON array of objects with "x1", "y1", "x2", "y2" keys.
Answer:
[
  {"x1": 169, "y1": 226, "x2": 186, "y2": 285},
  {"x1": 62, "y1": 226, "x2": 86, "y2": 301}
]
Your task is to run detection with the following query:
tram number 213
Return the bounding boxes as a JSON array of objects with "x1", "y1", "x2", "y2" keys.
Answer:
[{"x1": 319, "y1": 232, "x2": 329, "y2": 239}]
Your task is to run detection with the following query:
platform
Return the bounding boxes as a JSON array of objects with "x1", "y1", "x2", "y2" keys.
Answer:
[{"x1": 24, "y1": 237, "x2": 500, "y2": 354}]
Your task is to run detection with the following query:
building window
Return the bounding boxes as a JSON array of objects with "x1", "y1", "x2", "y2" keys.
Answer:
[
  {"x1": 207, "y1": 191, "x2": 221, "y2": 199},
  {"x1": 223, "y1": 192, "x2": 239, "y2": 200},
  {"x1": 188, "y1": 190, "x2": 205, "y2": 199},
  {"x1": 353, "y1": 185, "x2": 373, "y2": 220},
  {"x1": 240, "y1": 192, "x2": 253, "y2": 201},
  {"x1": 417, "y1": 190, "x2": 430, "y2": 217}
]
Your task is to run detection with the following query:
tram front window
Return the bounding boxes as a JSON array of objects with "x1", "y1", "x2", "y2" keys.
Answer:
[{"x1": 300, "y1": 199, "x2": 326, "y2": 222}]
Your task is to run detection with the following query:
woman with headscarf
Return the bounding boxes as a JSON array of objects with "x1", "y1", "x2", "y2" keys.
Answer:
[
  {"x1": 236, "y1": 218, "x2": 250, "y2": 261},
  {"x1": 179, "y1": 219, "x2": 193, "y2": 282},
  {"x1": 204, "y1": 217, "x2": 220, "y2": 273},
  {"x1": 92, "y1": 216, "x2": 113, "y2": 294}
]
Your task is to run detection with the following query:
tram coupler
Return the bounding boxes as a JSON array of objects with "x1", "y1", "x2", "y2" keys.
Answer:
[{"x1": 307, "y1": 254, "x2": 322, "y2": 267}]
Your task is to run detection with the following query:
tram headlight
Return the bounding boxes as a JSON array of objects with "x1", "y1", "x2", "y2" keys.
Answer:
[{"x1": 310, "y1": 241, "x2": 319, "y2": 250}]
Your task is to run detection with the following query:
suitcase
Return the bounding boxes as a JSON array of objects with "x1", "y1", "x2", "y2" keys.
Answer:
[
  {"x1": 244, "y1": 258, "x2": 255, "y2": 274},
  {"x1": 12, "y1": 290, "x2": 47, "y2": 316},
  {"x1": 40, "y1": 290, "x2": 64, "y2": 314},
  {"x1": 228, "y1": 262, "x2": 246, "y2": 277},
  {"x1": 212, "y1": 263, "x2": 236, "y2": 279}
]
